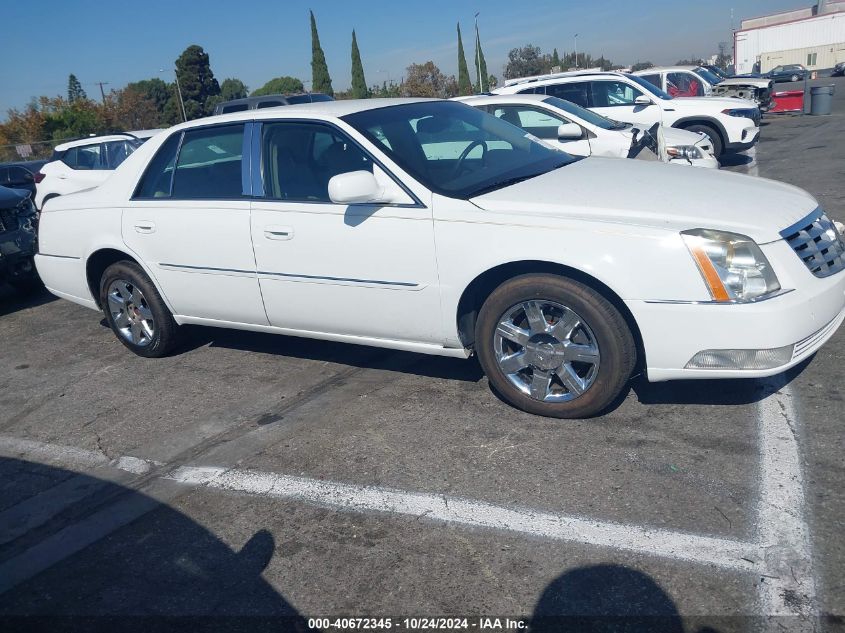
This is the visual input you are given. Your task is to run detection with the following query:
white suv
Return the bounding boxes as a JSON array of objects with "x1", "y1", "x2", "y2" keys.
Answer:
[
  {"x1": 632, "y1": 66, "x2": 774, "y2": 112},
  {"x1": 34, "y1": 99, "x2": 844, "y2": 419},
  {"x1": 494, "y1": 71, "x2": 760, "y2": 157},
  {"x1": 34, "y1": 131, "x2": 161, "y2": 210}
]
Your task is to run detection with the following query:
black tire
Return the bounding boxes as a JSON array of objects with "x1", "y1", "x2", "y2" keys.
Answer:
[
  {"x1": 99, "y1": 261, "x2": 180, "y2": 358},
  {"x1": 683, "y1": 123, "x2": 723, "y2": 158},
  {"x1": 475, "y1": 274, "x2": 636, "y2": 419}
]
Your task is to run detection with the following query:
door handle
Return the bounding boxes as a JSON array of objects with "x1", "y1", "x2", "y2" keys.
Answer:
[
  {"x1": 264, "y1": 226, "x2": 294, "y2": 241},
  {"x1": 134, "y1": 222, "x2": 156, "y2": 234}
]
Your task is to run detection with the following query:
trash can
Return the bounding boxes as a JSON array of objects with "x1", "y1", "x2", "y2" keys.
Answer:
[{"x1": 809, "y1": 85, "x2": 835, "y2": 115}]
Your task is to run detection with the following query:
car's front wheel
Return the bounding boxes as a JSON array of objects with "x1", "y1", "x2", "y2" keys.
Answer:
[
  {"x1": 475, "y1": 274, "x2": 636, "y2": 418},
  {"x1": 790, "y1": 74, "x2": 800, "y2": 82},
  {"x1": 100, "y1": 261, "x2": 180, "y2": 358}
]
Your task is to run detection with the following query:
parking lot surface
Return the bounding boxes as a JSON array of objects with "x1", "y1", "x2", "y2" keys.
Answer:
[{"x1": 1, "y1": 78, "x2": 844, "y2": 632}]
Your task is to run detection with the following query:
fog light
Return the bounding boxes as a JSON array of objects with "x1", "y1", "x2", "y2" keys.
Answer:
[{"x1": 685, "y1": 345, "x2": 794, "y2": 370}]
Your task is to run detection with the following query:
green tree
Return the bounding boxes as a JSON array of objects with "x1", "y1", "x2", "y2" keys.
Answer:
[
  {"x1": 504, "y1": 44, "x2": 551, "y2": 79},
  {"x1": 473, "y1": 23, "x2": 489, "y2": 92},
  {"x1": 67, "y1": 74, "x2": 87, "y2": 103},
  {"x1": 310, "y1": 11, "x2": 334, "y2": 96},
  {"x1": 402, "y1": 61, "x2": 454, "y2": 98},
  {"x1": 174, "y1": 44, "x2": 221, "y2": 119},
  {"x1": 456, "y1": 24, "x2": 472, "y2": 96},
  {"x1": 251, "y1": 76, "x2": 305, "y2": 96},
  {"x1": 630, "y1": 61, "x2": 654, "y2": 72},
  {"x1": 350, "y1": 30, "x2": 368, "y2": 98},
  {"x1": 551, "y1": 48, "x2": 561, "y2": 69},
  {"x1": 126, "y1": 78, "x2": 171, "y2": 115},
  {"x1": 370, "y1": 81, "x2": 402, "y2": 98},
  {"x1": 220, "y1": 78, "x2": 249, "y2": 100}
]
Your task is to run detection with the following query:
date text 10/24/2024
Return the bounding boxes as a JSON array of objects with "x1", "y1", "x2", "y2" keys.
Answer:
[{"x1": 307, "y1": 618, "x2": 528, "y2": 630}]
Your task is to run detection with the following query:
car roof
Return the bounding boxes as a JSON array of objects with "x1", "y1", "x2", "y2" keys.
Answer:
[
  {"x1": 633, "y1": 66, "x2": 699, "y2": 73},
  {"x1": 502, "y1": 70, "x2": 625, "y2": 88},
  {"x1": 54, "y1": 133, "x2": 143, "y2": 151},
  {"x1": 184, "y1": 97, "x2": 440, "y2": 128},
  {"x1": 459, "y1": 94, "x2": 550, "y2": 105}
]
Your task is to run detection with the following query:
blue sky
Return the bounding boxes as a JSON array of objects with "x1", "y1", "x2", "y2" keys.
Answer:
[{"x1": 1, "y1": 0, "x2": 804, "y2": 114}]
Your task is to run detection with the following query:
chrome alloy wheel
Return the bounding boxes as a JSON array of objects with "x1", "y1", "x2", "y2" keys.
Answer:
[
  {"x1": 493, "y1": 300, "x2": 600, "y2": 402},
  {"x1": 107, "y1": 279, "x2": 155, "y2": 347}
]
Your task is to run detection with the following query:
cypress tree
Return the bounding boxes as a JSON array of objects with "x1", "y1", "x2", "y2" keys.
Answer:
[
  {"x1": 350, "y1": 30, "x2": 368, "y2": 98},
  {"x1": 473, "y1": 23, "x2": 489, "y2": 92},
  {"x1": 67, "y1": 74, "x2": 87, "y2": 103},
  {"x1": 457, "y1": 24, "x2": 472, "y2": 96},
  {"x1": 551, "y1": 48, "x2": 561, "y2": 68},
  {"x1": 310, "y1": 10, "x2": 334, "y2": 96}
]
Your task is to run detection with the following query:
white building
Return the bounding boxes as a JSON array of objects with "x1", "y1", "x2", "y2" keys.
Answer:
[{"x1": 734, "y1": 0, "x2": 845, "y2": 73}]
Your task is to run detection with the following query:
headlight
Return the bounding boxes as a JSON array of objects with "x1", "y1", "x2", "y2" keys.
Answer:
[
  {"x1": 681, "y1": 229, "x2": 781, "y2": 302},
  {"x1": 667, "y1": 145, "x2": 703, "y2": 160},
  {"x1": 721, "y1": 108, "x2": 759, "y2": 119}
]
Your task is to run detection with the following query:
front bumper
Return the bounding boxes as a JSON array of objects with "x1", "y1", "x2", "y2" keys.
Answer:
[
  {"x1": 725, "y1": 126, "x2": 760, "y2": 152},
  {"x1": 628, "y1": 265, "x2": 845, "y2": 382}
]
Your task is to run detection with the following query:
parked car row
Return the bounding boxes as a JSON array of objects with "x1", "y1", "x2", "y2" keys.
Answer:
[
  {"x1": 497, "y1": 70, "x2": 760, "y2": 157},
  {"x1": 631, "y1": 66, "x2": 774, "y2": 112},
  {"x1": 33, "y1": 97, "x2": 844, "y2": 419}
]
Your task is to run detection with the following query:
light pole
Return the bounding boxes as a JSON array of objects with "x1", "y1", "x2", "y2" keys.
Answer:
[
  {"x1": 475, "y1": 12, "x2": 483, "y2": 93},
  {"x1": 159, "y1": 68, "x2": 187, "y2": 122},
  {"x1": 574, "y1": 33, "x2": 579, "y2": 70}
]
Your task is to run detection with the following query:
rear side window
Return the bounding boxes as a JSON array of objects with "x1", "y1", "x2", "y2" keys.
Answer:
[
  {"x1": 221, "y1": 103, "x2": 249, "y2": 113},
  {"x1": 134, "y1": 133, "x2": 182, "y2": 198},
  {"x1": 171, "y1": 124, "x2": 245, "y2": 199},
  {"x1": 544, "y1": 82, "x2": 590, "y2": 107},
  {"x1": 62, "y1": 144, "x2": 104, "y2": 170}
]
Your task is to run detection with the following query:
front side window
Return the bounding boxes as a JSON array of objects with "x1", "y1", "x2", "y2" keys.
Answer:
[
  {"x1": 490, "y1": 105, "x2": 569, "y2": 140},
  {"x1": 171, "y1": 124, "x2": 245, "y2": 199},
  {"x1": 261, "y1": 121, "x2": 372, "y2": 202},
  {"x1": 104, "y1": 140, "x2": 140, "y2": 170},
  {"x1": 257, "y1": 101, "x2": 284, "y2": 109},
  {"x1": 590, "y1": 80, "x2": 644, "y2": 107},
  {"x1": 221, "y1": 103, "x2": 249, "y2": 113},
  {"x1": 344, "y1": 100, "x2": 574, "y2": 199},
  {"x1": 666, "y1": 72, "x2": 704, "y2": 97},
  {"x1": 544, "y1": 82, "x2": 590, "y2": 107}
]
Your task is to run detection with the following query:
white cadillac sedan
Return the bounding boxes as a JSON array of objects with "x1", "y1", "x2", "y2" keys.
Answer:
[{"x1": 35, "y1": 99, "x2": 845, "y2": 418}]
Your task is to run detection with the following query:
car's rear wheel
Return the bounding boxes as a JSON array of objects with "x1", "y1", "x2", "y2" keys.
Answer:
[
  {"x1": 100, "y1": 261, "x2": 179, "y2": 358},
  {"x1": 683, "y1": 123, "x2": 723, "y2": 157},
  {"x1": 475, "y1": 274, "x2": 636, "y2": 418}
]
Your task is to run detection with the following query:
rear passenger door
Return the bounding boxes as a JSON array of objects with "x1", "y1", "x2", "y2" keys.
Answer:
[
  {"x1": 122, "y1": 123, "x2": 268, "y2": 325},
  {"x1": 56, "y1": 143, "x2": 112, "y2": 191}
]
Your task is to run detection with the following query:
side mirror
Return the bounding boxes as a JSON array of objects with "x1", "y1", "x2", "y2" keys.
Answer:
[
  {"x1": 328, "y1": 170, "x2": 383, "y2": 204},
  {"x1": 634, "y1": 95, "x2": 653, "y2": 106},
  {"x1": 557, "y1": 123, "x2": 583, "y2": 140}
]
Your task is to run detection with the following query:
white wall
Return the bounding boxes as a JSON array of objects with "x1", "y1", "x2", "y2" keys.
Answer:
[{"x1": 736, "y1": 11, "x2": 845, "y2": 73}]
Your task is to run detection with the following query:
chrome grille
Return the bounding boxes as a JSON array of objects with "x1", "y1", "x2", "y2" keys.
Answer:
[{"x1": 780, "y1": 209, "x2": 845, "y2": 278}]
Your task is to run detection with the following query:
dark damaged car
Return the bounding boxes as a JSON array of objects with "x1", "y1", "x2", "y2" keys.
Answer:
[{"x1": 0, "y1": 185, "x2": 40, "y2": 292}]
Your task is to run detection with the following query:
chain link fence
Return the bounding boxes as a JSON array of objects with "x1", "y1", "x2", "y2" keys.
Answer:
[{"x1": 0, "y1": 139, "x2": 63, "y2": 164}]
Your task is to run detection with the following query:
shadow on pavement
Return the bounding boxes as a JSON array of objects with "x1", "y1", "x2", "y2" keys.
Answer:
[
  {"x1": 631, "y1": 359, "x2": 810, "y2": 407},
  {"x1": 717, "y1": 153, "x2": 754, "y2": 168},
  {"x1": 0, "y1": 457, "x2": 308, "y2": 632},
  {"x1": 530, "y1": 564, "x2": 719, "y2": 633},
  {"x1": 178, "y1": 325, "x2": 486, "y2": 383},
  {"x1": 0, "y1": 285, "x2": 55, "y2": 318}
]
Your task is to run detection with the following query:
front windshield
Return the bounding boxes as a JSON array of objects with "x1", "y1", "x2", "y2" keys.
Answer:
[
  {"x1": 694, "y1": 67, "x2": 723, "y2": 85},
  {"x1": 541, "y1": 96, "x2": 626, "y2": 130},
  {"x1": 626, "y1": 74, "x2": 674, "y2": 100},
  {"x1": 343, "y1": 101, "x2": 576, "y2": 199}
]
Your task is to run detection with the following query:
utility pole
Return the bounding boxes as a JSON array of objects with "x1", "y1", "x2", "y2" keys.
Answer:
[
  {"x1": 159, "y1": 68, "x2": 187, "y2": 122},
  {"x1": 96, "y1": 81, "x2": 109, "y2": 104},
  {"x1": 475, "y1": 12, "x2": 483, "y2": 93},
  {"x1": 574, "y1": 33, "x2": 579, "y2": 70}
]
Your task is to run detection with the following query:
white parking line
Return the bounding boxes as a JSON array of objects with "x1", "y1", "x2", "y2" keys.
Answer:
[
  {"x1": 164, "y1": 465, "x2": 762, "y2": 572},
  {"x1": 755, "y1": 379, "x2": 817, "y2": 621}
]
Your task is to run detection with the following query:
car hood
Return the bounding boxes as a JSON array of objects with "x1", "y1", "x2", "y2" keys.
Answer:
[
  {"x1": 671, "y1": 96, "x2": 759, "y2": 110},
  {"x1": 717, "y1": 78, "x2": 771, "y2": 89},
  {"x1": 0, "y1": 185, "x2": 29, "y2": 209},
  {"x1": 469, "y1": 157, "x2": 817, "y2": 243}
]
